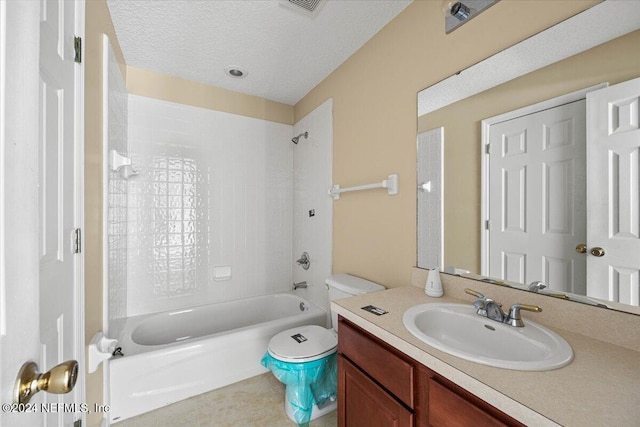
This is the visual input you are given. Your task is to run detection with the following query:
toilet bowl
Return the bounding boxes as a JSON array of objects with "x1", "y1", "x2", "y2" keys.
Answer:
[
  {"x1": 265, "y1": 273, "x2": 385, "y2": 424},
  {"x1": 267, "y1": 325, "x2": 338, "y2": 423}
]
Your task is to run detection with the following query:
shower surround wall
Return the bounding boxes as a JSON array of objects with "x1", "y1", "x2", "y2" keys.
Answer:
[
  {"x1": 292, "y1": 99, "x2": 333, "y2": 315},
  {"x1": 127, "y1": 95, "x2": 293, "y2": 316},
  {"x1": 104, "y1": 36, "x2": 128, "y2": 339}
]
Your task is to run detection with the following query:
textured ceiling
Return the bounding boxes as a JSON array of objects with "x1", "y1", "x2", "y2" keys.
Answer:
[{"x1": 107, "y1": 0, "x2": 412, "y2": 105}]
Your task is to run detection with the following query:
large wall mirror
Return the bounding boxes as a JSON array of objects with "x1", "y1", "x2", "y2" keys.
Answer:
[{"x1": 417, "y1": 1, "x2": 640, "y2": 315}]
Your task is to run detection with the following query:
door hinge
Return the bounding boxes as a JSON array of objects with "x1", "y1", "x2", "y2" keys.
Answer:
[
  {"x1": 74, "y1": 36, "x2": 82, "y2": 63},
  {"x1": 485, "y1": 220, "x2": 491, "y2": 230},
  {"x1": 72, "y1": 228, "x2": 82, "y2": 254},
  {"x1": 485, "y1": 144, "x2": 491, "y2": 154}
]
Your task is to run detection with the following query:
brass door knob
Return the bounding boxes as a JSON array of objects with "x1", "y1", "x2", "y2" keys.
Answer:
[
  {"x1": 14, "y1": 360, "x2": 78, "y2": 405},
  {"x1": 575, "y1": 244, "x2": 587, "y2": 254},
  {"x1": 590, "y1": 247, "x2": 605, "y2": 257}
]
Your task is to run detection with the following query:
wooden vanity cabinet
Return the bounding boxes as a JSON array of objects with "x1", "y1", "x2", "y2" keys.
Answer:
[
  {"x1": 338, "y1": 316, "x2": 415, "y2": 427},
  {"x1": 338, "y1": 317, "x2": 525, "y2": 427},
  {"x1": 339, "y1": 356, "x2": 414, "y2": 427}
]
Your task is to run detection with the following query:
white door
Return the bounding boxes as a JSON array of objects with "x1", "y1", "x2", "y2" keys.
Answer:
[
  {"x1": 0, "y1": 0, "x2": 84, "y2": 426},
  {"x1": 586, "y1": 78, "x2": 640, "y2": 306},
  {"x1": 487, "y1": 100, "x2": 587, "y2": 294}
]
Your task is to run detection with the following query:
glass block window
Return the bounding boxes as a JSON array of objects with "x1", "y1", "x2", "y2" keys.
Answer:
[{"x1": 151, "y1": 156, "x2": 199, "y2": 296}]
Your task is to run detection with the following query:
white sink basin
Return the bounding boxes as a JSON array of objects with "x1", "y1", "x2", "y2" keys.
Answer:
[{"x1": 402, "y1": 303, "x2": 573, "y2": 371}]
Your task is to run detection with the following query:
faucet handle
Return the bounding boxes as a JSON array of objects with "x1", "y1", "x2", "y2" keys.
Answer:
[
  {"x1": 465, "y1": 288, "x2": 492, "y2": 316},
  {"x1": 506, "y1": 303, "x2": 542, "y2": 327},
  {"x1": 517, "y1": 303, "x2": 542, "y2": 313},
  {"x1": 296, "y1": 252, "x2": 310, "y2": 270},
  {"x1": 527, "y1": 281, "x2": 547, "y2": 292},
  {"x1": 464, "y1": 288, "x2": 485, "y2": 299}
]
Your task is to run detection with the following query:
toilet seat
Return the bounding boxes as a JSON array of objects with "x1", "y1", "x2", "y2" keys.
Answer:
[{"x1": 268, "y1": 325, "x2": 337, "y2": 363}]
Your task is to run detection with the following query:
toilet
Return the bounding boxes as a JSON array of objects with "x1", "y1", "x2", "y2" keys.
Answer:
[{"x1": 265, "y1": 273, "x2": 385, "y2": 424}]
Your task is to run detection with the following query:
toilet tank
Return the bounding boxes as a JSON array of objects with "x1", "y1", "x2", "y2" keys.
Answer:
[{"x1": 326, "y1": 274, "x2": 385, "y2": 329}]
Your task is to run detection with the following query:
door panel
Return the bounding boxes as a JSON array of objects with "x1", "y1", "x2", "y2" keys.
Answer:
[
  {"x1": 543, "y1": 159, "x2": 574, "y2": 235},
  {"x1": 501, "y1": 251, "x2": 526, "y2": 284},
  {"x1": 502, "y1": 165, "x2": 527, "y2": 233},
  {"x1": 587, "y1": 78, "x2": 640, "y2": 306}
]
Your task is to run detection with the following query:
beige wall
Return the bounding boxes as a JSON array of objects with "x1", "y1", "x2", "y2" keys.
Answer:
[
  {"x1": 418, "y1": 29, "x2": 640, "y2": 273},
  {"x1": 294, "y1": 0, "x2": 598, "y2": 288},
  {"x1": 85, "y1": 0, "x2": 126, "y2": 425},
  {"x1": 127, "y1": 66, "x2": 294, "y2": 124}
]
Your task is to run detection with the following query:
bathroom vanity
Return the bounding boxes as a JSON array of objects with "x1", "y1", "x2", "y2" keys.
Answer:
[
  {"x1": 338, "y1": 317, "x2": 523, "y2": 426},
  {"x1": 333, "y1": 275, "x2": 640, "y2": 426}
]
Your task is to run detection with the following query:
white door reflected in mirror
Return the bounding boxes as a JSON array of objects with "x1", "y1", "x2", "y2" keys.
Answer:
[
  {"x1": 484, "y1": 98, "x2": 587, "y2": 296},
  {"x1": 586, "y1": 77, "x2": 640, "y2": 306}
]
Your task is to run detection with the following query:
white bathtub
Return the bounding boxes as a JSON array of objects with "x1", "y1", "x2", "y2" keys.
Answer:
[{"x1": 108, "y1": 293, "x2": 326, "y2": 423}]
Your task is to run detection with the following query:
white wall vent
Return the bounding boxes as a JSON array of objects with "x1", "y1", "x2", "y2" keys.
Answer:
[{"x1": 280, "y1": 0, "x2": 327, "y2": 17}]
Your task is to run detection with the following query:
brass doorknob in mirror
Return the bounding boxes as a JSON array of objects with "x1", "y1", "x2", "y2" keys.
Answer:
[
  {"x1": 575, "y1": 244, "x2": 587, "y2": 254},
  {"x1": 14, "y1": 360, "x2": 78, "y2": 405},
  {"x1": 590, "y1": 247, "x2": 605, "y2": 257}
]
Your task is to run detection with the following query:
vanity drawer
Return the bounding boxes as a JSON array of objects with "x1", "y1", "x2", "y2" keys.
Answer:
[{"x1": 338, "y1": 317, "x2": 414, "y2": 408}]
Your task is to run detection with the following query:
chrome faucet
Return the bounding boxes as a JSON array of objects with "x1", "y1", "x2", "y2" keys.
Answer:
[
  {"x1": 465, "y1": 288, "x2": 542, "y2": 327},
  {"x1": 466, "y1": 289, "x2": 505, "y2": 322},
  {"x1": 293, "y1": 281, "x2": 308, "y2": 290},
  {"x1": 527, "y1": 281, "x2": 547, "y2": 292}
]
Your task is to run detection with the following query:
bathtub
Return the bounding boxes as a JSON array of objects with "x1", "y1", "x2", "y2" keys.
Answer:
[{"x1": 108, "y1": 293, "x2": 326, "y2": 423}]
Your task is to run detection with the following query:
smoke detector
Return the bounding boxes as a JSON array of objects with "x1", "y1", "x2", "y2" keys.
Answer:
[{"x1": 279, "y1": 0, "x2": 327, "y2": 17}]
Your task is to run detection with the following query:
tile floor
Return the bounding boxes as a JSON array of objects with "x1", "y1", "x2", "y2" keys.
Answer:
[{"x1": 115, "y1": 373, "x2": 338, "y2": 427}]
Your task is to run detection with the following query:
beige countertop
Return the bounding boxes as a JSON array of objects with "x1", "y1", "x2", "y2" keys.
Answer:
[{"x1": 332, "y1": 286, "x2": 640, "y2": 427}]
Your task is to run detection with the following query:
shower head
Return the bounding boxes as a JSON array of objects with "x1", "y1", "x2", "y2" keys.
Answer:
[{"x1": 292, "y1": 131, "x2": 309, "y2": 144}]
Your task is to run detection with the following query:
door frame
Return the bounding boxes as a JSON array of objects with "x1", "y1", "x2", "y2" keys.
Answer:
[
  {"x1": 1, "y1": 0, "x2": 7, "y2": 339},
  {"x1": 74, "y1": 0, "x2": 87, "y2": 421},
  {"x1": 480, "y1": 83, "x2": 606, "y2": 276}
]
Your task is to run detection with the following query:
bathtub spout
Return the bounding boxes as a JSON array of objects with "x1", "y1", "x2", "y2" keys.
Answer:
[{"x1": 293, "y1": 281, "x2": 308, "y2": 290}]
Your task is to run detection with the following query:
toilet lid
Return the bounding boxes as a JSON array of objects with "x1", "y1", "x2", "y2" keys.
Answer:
[{"x1": 268, "y1": 325, "x2": 337, "y2": 363}]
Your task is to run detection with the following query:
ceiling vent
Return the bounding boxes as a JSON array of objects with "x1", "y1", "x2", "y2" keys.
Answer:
[{"x1": 279, "y1": 0, "x2": 327, "y2": 17}]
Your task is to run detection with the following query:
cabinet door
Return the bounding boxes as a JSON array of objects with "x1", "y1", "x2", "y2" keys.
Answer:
[
  {"x1": 417, "y1": 364, "x2": 525, "y2": 427},
  {"x1": 429, "y1": 379, "x2": 508, "y2": 427},
  {"x1": 339, "y1": 355, "x2": 413, "y2": 427}
]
